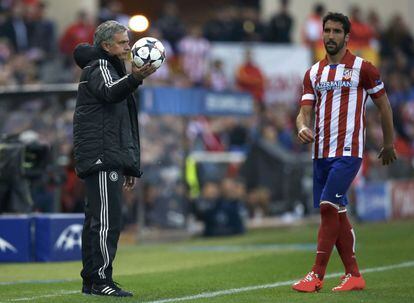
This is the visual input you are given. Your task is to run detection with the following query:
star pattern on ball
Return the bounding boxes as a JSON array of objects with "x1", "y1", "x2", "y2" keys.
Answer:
[{"x1": 131, "y1": 37, "x2": 166, "y2": 69}]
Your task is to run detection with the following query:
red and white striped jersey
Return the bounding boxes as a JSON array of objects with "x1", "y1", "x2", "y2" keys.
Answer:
[
  {"x1": 178, "y1": 36, "x2": 210, "y2": 83},
  {"x1": 300, "y1": 50, "x2": 385, "y2": 159}
]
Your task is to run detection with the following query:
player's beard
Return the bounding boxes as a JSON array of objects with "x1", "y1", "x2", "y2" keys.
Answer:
[{"x1": 324, "y1": 39, "x2": 345, "y2": 56}]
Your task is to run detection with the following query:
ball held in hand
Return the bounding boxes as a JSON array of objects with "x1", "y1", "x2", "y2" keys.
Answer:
[{"x1": 131, "y1": 37, "x2": 166, "y2": 69}]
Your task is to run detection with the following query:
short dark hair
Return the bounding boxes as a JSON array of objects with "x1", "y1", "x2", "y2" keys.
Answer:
[
  {"x1": 314, "y1": 3, "x2": 324, "y2": 15},
  {"x1": 323, "y1": 12, "x2": 351, "y2": 35},
  {"x1": 93, "y1": 20, "x2": 128, "y2": 47}
]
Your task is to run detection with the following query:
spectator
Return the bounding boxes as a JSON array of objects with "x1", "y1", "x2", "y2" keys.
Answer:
[
  {"x1": 155, "y1": 1, "x2": 185, "y2": 51},
  {"x1": 219, "y1": 177, "x2": 246, "y2": 232},
  {"x1": 193, "y1": 180, "x2": 220, "y2": 223},
  {"x1": 240, "y1": 6, "x2": 265, "y2": 42},
  {"x1": 0, "y1": 2, "x2": 29, "y2": 53},
  {"x1": 349, "y1": 6, "x2": 375, "y2": 48},
  {"x1": 0, "y1": 134, "x2": 33, "y2": 213},
  {"x1": 261, "y1": 104, "x2": 295, "y2": 151},
  {"x1": 203, "y1": 6, "x2": 243, "y2": 42},
  {"x1": 177, "y1": 25, "x2": 210, "y2": 86},
  {"x1": 246, "y1": 186, "x2": 271, "y2": 219},
  {"x1": 235, "y1": 48, "x2": 265, "y2": 105},
  {"x1": 266, "y1": 0, "x2": 293, "y2": 43},
  {"x1": 145, "y1": 27, "x2": 174, "y2": 86},
  {"x1": 59, "y1": 11, "x2": 95, "y2": 58},
  {"x1": 227, "y1": 118, "x2": 249, "y2": 152},
  {"x1": 204, "y1": 59, "x2": 230, "y2": 92},
  {"x1": 382, "y1": 14, "x2": 414, "y2": 59},
  {"x1": 25, "y1": 1, "x2": 56, "y2": 62},
  {"x1": 186, "y1": 116, "x2": 226, "y2": 152},
  {"x1": 367, "y1": 9, "x2": 382, "y2": 40},
  {"x1": 302, "y1": 3, "x2": 324, "y2": 46},
  {"x1": 98, "y1": 0, "x2": 130, "y2": 27},
  {"x1": 302, "y1": 3, "x2": 324, "y2": 61},
  {"x1": 202, "y1": 177, "x2": 246, "y2": 236},
  {"x1": 9, "y1": 53, "x2": 38, "y2": 84},
  {"x1": 0, "y1": 38, "x2": 12, "y2": 64}
]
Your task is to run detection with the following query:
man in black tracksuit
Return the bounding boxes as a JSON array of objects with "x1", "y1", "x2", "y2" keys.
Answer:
[{"x1": 73, "y1": 20, "x2": 156, "y2": 297}]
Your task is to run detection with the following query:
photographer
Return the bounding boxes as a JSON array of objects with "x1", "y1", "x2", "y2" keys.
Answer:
[{"x1": 0, "y1": 131, "x2": 47, "y2": 213}]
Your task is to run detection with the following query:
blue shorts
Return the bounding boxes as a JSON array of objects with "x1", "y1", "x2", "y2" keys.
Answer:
[{"x1": 313, "y1": 156, "x2": 362, "y2": 208}]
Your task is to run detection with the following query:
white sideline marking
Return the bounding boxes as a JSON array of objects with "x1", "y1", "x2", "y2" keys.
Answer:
[
  {"x1": 0, "y1": 279, "x2": 76, "y2": 286},
  {"x1": 1, "y1": 261, "x2": 414, "y2": 303},
  {"x1": 2, "y1": 291, "x2": 79, "y2": 302},
  {"x1": 146, "y1": 261, "x2": 414, "y2": 303}
]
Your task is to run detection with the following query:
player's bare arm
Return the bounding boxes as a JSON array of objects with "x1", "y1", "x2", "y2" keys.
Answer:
[
  {"x1": 296, "y1": 105, "x2": 315, "y2": 144},
  {"x1": 373, "y1": 94, "x2": 397, "y2": 165}
]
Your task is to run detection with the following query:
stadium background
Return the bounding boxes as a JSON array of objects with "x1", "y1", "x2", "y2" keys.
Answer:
[
  {"x1": 1, "y1": 1, "x2": 414, "y2": 302},
  {"x1": 0, "y1": 0, "x2": 413, "y2": 242}
]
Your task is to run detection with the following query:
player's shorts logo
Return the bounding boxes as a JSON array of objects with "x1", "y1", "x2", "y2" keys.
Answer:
[{"x1": 109, "y1": 171, "x2": 118, "y2": 182}]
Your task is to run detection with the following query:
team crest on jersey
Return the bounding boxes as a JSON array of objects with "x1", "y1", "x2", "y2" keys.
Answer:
[
  {"x1": 109, "y1": 171, "x2": 118, "y2": 182},
  {"x1": 343, "y1": 68, "x2": 353, "y2": 80}
]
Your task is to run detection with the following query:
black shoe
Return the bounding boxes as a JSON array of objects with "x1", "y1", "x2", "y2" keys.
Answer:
[
  {"x1": 91, "y1": 281, "x2": 133, "y2": 297},
  {"x1": 82, "y1": 282, "x2": 92, "y2": 295}
]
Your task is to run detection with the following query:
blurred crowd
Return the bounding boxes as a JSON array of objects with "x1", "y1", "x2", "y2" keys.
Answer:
[{"x1": 0, "y1": 0, "x2": 413, "y2": 231}]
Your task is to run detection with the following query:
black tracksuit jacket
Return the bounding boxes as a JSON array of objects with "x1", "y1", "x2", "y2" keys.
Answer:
[{"x1": 72, "y1": 44, "x2": 143, "y2": 179}]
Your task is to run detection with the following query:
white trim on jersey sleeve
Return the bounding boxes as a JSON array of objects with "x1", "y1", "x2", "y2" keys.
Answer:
[
  {"x1": 366, "y1": 82, "x2": 384, "y2": 95},
  {"x1": 301, "y1": 93, "x2": 315, "y2": 101}
]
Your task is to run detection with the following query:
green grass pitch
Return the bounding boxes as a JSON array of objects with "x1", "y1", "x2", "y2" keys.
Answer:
[{"x1": 1, "y1": 220, "x2": 413, "y2": 303}]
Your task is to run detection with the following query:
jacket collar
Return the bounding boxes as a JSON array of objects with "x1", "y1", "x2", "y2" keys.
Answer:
[
  {"x1": 96, "y1": 46, "x2": 126, "y2": 76},
  {"x1": 73, "y1": 43, "x2": 126, "y2": 76}
]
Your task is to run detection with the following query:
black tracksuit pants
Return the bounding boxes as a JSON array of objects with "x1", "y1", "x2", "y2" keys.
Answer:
[{"x1": 81, "y1": 170, "x2": 123, "y2": 284}]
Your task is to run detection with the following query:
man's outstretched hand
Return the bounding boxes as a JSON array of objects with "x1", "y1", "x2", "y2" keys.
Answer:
[
  {"x1": 378, "y1": 145, "x2": 397, "y2": 165},
  {"x1": 132, "y1": 63, "x2": 157, "y2": 81}
]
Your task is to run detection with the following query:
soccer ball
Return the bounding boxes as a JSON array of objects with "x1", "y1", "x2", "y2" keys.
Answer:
[{"x1": 131, "y1": 37, "x2": 166, "y2": 69}]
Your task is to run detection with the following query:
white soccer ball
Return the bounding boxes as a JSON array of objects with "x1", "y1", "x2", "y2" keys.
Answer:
[{"x1": 131, "y1": 37, "x2": 166, "y2": 69}]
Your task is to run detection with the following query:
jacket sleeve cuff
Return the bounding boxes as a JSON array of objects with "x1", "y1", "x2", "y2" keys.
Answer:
[{"x1": 127, "y1": 74, "x2": 143, "y2": 89}]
